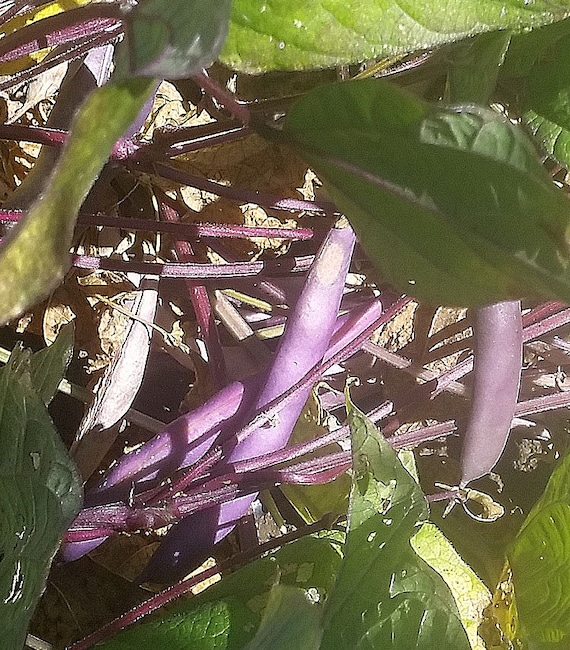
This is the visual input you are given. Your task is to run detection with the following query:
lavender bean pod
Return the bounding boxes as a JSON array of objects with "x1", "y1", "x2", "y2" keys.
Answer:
[
  {"x1": 460, "y1": 300, "x2": 523, "y2": 487},
  {"x1": 140, "y1": 223, "x2": 356, "y2": 583}
]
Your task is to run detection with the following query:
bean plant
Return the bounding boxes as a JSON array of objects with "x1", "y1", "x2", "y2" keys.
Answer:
[{"x1": 3, "y1": 1, "x2": 570, "y2": 648}]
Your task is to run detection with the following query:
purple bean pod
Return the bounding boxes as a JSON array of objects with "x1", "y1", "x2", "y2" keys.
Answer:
[
  {"x1": 59, "y1": 377, "x2": 260, "y2": 562},
  {"x1": 460, "y1": 300, "x2": 523, "y2": 487},
  {"x1": 139, "y1": 223, "x2": 356, "y2": 583}
]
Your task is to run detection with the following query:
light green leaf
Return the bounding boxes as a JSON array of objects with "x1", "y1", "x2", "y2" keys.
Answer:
[
  {"x1": 283, "y1": 78, "x2": 570, "y2": 306},
  {"x1": 0, "y1": 77, "x2": 155, "y2": 326},
  {"x1": 412, "y1": 523, "x2": 491, "y2": 649},
  {"x1": 320, "y1": 394, "x2": 470, "y2": 649},
  {"x1": 97, "y1": 535, "x2": 340, "y2": 649},
  {"x1": 524, "y1": 109, "x2": 570, "y2": 168},
  {"x1": 507, "y1": 448, "x2": 570, "y2": 646},
  {"x1": 223, "y1": 0, "x2": 570, "y2": 73},
  {"x1": 0, "y1": 336, "x2": 82, "y2": 648},
  {"x1": 114, "y1": 0, "x2": 231, "y2": 79}
]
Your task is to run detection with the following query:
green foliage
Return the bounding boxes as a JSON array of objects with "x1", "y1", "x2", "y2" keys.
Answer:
[
  {"x1": 320, "y1": 395, "x2": 470, "y2": 649},
  {"x1": 114, "y1": 0, "x2": 231, "y2": 79},
  {"x1": 222, "y1": 0, "x2": 570, "y2": 73},
  {"x1": 411, "y1": 523, "x2": 490, "y2": 649},
  {"x1": 446, "y1": 31, "x2": 512, "y2": 104},
  {"x1": 0, "y1": 326, "x2": 81, "y2": 648},
  {"x1": 10, "y1": 0, "x2": 570, "y2": 646},
  {"x1": 508, "y1": 448, "x2": 570, "y2": 647},
  {"x1": 521, "y1": 31, "x2": 570, "y2": 170},
  {"x1": 96, "y1": 535, "x2": 341, "y2": 649},
  {"x1": 243, "y1": 585, "x2": 323, "y2": 650},
  {"x1": 283, "y1": 78, "x2": 570, "y2": 306}
]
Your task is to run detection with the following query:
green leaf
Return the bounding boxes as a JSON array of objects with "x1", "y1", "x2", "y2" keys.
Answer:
[
  {"x1": 524, "y1": 109, "x2": 570, "y2": 168},
  {"x1": 507, "y1": 448, "x2": 570, "y2": 646},
  {"x1": 280, "y1": 393, "x2": 350, "y2": 523},
  {"x1": 28, "y1": 322, "x2": 74, "y2": 406},
  {"x1": 244, "y1": 585, "x2": 323, "y2": 650},
  {"x1": 223, "y1": 0, "x2": 570, "y2": 73},
  {"x1": 446, "y1": 31, "x2": 512, "y2": 104},
  {"x1": 502, "y1": 16, "x2": 570, "y2": 77},
  {"x1": 525, "y1": 32, "x2": 570, "y2": 131},
  {"x1": 411, "y1": 522, "x2": 491, "y2": 649},
  {"x1": 0, "y1": 77, "x2": 155, "y2": 326},
  {"x1": 521, "y1": 31, "x2": 570, "y2": 168},
  {"x1": 114, "y1": 0, "x2": 232, "y2": 79},
  {"x1": 0, "y1": 338, "x2": 82, "y2": 648},
  {"x1": 320, "y1": 394, "x2": 470, "y2": 649},
  {"x1": 97, "y1": 535, "x2": 340, "y2": 649},
  {"x1": 283, "y1": 78, "x2": 570, "y2": 306}
]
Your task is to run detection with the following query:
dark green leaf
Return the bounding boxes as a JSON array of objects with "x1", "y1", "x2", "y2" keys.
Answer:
[
  {"x1": 320, "y1": 395, "x2": 470, "y2": 649},
  {"x1": 114, "y1": 0, "x2": 231, "y2": 79},
  {"x1": 283, "y1": 78, "x2": 570, "y2": 306},
  {"x1": 0, "y1": 341, "x2": 82, "y2": 648},
  {"x1": 503, "y1": 16, "x2": 570, "y2": 77},
  {"x1": 446, "y1": 31, "x2": 512, "y2": 104},
  {"x1": 223, "y1": 0, "x2": 570, "y2": 73},
  {"x1": 97, "y1": 535, "x2": 340, "y2": 649},
  {"x1": 526, "y1": 33, "x2": 570, "y2": 132}
]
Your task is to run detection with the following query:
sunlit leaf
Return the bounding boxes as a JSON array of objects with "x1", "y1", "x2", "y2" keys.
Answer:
[
  {"x1": 29, "y1": 321, "x2": 74, "y2": 406},
  {"x1": 412, "y1": 522, "x2": 491, "y2": 649},
  {"x1": 320, "y1": 393, "x2": 470, "y2": 649},
  {"x1": 223, "y1": 0, "x2": 570, "y2": 73},
  {"x1": 283, "y1": 78, "x2": 570, "y2": 306}
]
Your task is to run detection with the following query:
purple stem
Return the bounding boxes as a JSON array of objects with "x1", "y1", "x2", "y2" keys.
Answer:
[
  {"x1": 0, "y1": 4, "x2": 122, "y2": 63},
  {"x1": 192, "y1": 69, "x2": 251, "y2": 126},
  {"x1": 61, "y1": 292, "x2": 402, "y2": 564},
  {"x1": 0, "y1": 208, "x2": 314, "y2": 240},
  {"x1": 0, "y1": 27, "x2": 122, "y2": 93},
  {"x1": 432, "y1": 302, "x2": 570, "y2": 398},
  {"x1": 71, "y1": 252, "x2": 315, "y2": 278},
  {"x1": 152, "y1": 162, "x2": 338, "y2": 215},
  {"x1": 64, "y1": 417, "x2": 458, "y2": 543},
  {"x1": 159, "y1": 195, "x2": 226, "y2": 387}
]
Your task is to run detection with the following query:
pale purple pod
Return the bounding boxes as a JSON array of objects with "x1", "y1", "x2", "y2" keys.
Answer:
[
  {"x1": 90, "y1": 376, "x2": 259, "y2": 503},
  {"x1": 59, "y1": 377, "x2": 259, "y2": 562},
  {"x1": 140, "y1": 224, "x2": 356, "y2": 583},
  {"x1": 460, "y1": 300, "x2": 523, "y2": 487}
]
